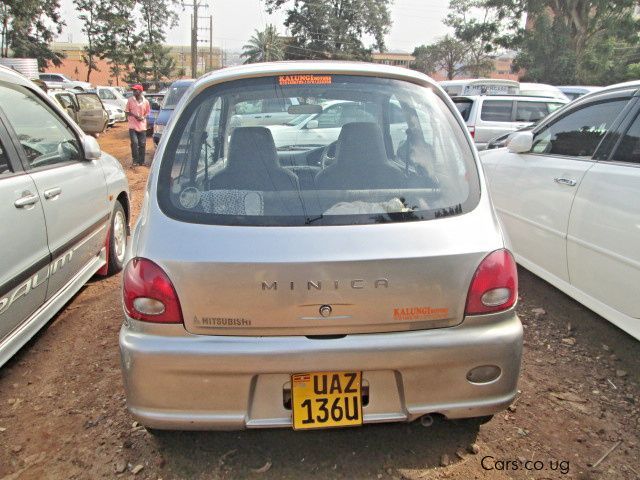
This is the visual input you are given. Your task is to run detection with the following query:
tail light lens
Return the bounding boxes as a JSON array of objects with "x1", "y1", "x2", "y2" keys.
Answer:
[
  {"x1": 123, "y1": 258, "x2": 183, "y2": 323},
  {"x1": 468, "y1": 126, "x2": 475, "y2": 138},
  {"x1": 465, "y1": 249, "x2": 518, "y2": 315}
]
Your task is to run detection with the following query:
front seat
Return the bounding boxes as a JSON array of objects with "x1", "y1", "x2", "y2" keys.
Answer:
[
  {"x1": 315, "y1": 122, "x2": 405, "y2": 190},
  {"x1": 208, "y1": 126, "x2": 299, "y2": 192}
]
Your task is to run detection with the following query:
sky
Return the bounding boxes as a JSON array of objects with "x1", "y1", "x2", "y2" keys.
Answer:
[{"x1": 57, "y1": 0, "x2": 452, "y2": 53}]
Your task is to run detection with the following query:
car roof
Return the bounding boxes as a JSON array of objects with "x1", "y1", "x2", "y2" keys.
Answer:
[
  {"x1": 192, "y1": 61, "x2": 439, "y2": 96},
  {"x1": 169, "y1": 79, "x2": 195, "y2": 87},
  {"x1": 452, "y1": 95, "x2": 568, "y2": 103}
]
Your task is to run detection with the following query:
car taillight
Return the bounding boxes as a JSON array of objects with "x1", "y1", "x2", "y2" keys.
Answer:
[
  {"x1": 468, "y1": 126, "x2": 475, "y2": 138},
  {"x1": 465, "y1": 249, "x2": 518, "y2": 315},
  {"x1": 123, "y1": 258, "x2": 183, "y2": 323}
]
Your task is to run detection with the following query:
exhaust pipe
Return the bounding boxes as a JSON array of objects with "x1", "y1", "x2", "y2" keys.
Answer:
[{"x1": 420, "y1": 414, "x2": 435, "y2": 427}]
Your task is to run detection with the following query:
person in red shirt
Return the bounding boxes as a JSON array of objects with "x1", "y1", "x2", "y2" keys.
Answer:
[{"x1": 125, "y1": 84, "x2": 151, "y2": 166}]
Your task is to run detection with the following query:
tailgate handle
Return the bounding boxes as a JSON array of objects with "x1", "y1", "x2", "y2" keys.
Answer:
[
  {"x1": 554, "y1": 177, "x2": 576, "y2": 187},
  {"x1": 14, "y1": 192, "x2": 39, "y2": 208},
  {"x1": 44, "y1": 187, "x2": 62, "y2": 199}
]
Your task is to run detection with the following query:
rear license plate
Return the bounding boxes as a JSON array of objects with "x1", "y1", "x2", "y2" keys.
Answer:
[{"x1": 291, "y1": 371, "x2": 363, "y2": 430}]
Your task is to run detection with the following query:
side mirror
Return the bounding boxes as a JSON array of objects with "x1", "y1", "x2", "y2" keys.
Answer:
[
  {"x1": 507, "y1": 131, "x2": 533, "y2": 153},
  {"x1": 306, "y1": 119, "x2": 319, "y2": 130},
  {"x1": 82, "y1": 135, "x2": 101, "y2": 161}
]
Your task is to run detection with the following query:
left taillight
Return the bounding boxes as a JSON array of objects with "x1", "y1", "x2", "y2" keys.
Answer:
[
  {"x1": 123, "y1": 258, "x2": 183, "y2": 324},
  {"x1": 465, "y1": 249, "x2": 518, "y2": 316}
]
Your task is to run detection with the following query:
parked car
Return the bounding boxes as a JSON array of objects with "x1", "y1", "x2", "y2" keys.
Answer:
[
  {"x1": 518, "y1": 82, "x2": 569, "y2": 101},
  {"x1": 119, "y1": 62, "x2": 523, "y2": 432},
  {"x1": 440, "y1": 78, "x2": 520, "y2": 97},
  {"x1": 38, "y1": 73, "x2": 92, "y2": 91},
  {"x1": 558, "y1": 86, "x2": 602, "y2": 101},
  {"x1": 0, "y1": 65, "x2": 130, "y2": 367},
  {"x1": 230, "y1": 97, "x2": 301, "y2": 127},
  {"x1": 96, "y1": 86, "x2": 128, "y2": 110},
  {"x1": 480, "y1": 81, "x2": 640, "y2": 340},
  {"x1": 48, "y1": 89, "x2": 109, "y2": 136},
  {"x1": 152, "y1": 79, "x2": 194, "y2": 145},
  {"x1": 264, "y1": 100, "x2": 384, "y2": 148},
  {"x1": 144, "y1": 93, "x2": 165, "y2": 133},
  {"x1": 104, "y1": 103, "x2": 126, "y2": 126},
  {"x1": 453, "y1": 95, "x2": 567, "y2": 150},
  {"x1": 486, "y1": 124, "x2": 537, "y2": 150}
]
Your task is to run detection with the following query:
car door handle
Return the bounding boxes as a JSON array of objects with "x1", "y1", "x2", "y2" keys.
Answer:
[
  {"x1": 14, "y1": 192, "x2": 40, "y2": 208},
  {"x1": 44, "y1": 187, "x2": 62, "y2": 199},
  {"x1": 554, "y1": 177, "x2": 577, "y2": 187}
]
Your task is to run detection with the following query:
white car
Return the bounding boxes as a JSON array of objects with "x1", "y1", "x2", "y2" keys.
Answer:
[
  {"x1": 265, "y1": 100, "x2": 406, "y2": 150},
  {"x1": 481, "y1": 81, "x2": 640, "y2": 340},
  {"x1": 518, "y1": 82, "x2": 569, "y2": 101},
  {"x1": 104, "y1": 103, "x2": 126, "y2": 125},
  {"x1": 96, "y1": 86, "x2": 128, "y2": 110},
  {"x1": 38, "y1": 73, "x2": 92, "y2": 91},
  {"x1": 453, "y1": 95, "x2": 567, "y2": 150}
]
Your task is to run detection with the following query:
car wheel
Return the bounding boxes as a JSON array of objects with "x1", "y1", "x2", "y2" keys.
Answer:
[{"x1": 108, "y1": 202, "x2": 127, "y2": 274}]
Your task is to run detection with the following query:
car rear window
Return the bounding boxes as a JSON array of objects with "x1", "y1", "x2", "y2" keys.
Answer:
[
  {"x1": 157, "y1": 75, "x2": 480, "y2": 227},
  {"x1": 453, "y1": 99, "x2": 473, "y2": 121},
  {"x1": 481, "y1": 100, "x2": 514, "y2": 122}
]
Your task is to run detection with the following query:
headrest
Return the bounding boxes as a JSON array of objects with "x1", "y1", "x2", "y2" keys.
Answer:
[
  {"x1": 227, "y1": 126, "x2": 278, "y2": 170},
  {"x1": 335, "y1": 122, "x2": 387, "y2": 166}
]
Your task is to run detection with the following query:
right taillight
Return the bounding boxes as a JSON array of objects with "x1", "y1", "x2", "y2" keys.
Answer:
[
  {"x1": 123, "y1": 258, "x2": 183, "y2": 323},
  {"x1": 465, "y1": 249, "x2": 518, "y2": 315},
  {"x1": 468, "y1": 125, "x2": 475, "y2": 138}
]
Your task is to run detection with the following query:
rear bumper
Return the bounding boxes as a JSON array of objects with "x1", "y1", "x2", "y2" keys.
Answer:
[{"x1": 119, "y1": 311, "x2": 522, "y2": 430}]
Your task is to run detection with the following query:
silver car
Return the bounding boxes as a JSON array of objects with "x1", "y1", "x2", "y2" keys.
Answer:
[
  {"x1": 0, "y1": 66, "x2": 130, "y2": 367},
  {"x1": 120, "y1": 62, "x2": 522, "y2": 431}
]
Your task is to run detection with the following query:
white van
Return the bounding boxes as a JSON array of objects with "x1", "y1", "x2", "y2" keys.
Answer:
[{"x1": 440, "y1": 79, "x2": 520, "y2": 97}]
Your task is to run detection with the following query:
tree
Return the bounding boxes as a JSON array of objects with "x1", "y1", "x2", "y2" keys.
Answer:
[
  {"x1": 444, "y1": 0, "x2": 509, "y2": 77},
  {"x1": 74, "y1": 0, "x2": 102, "y2": 82},
  {"x1": 0, "y1": 0, "x2": 65, "y2": 69},
  {"x1": 487, "y1": 0, "x2": 640, "y2": 84},
  {"x1": 242, "y1": 25, "x2": 285, "y2": 63},
  {"x1": 137, "y1": 0, "x2": 179, "y2": 82},
  {"x1": 511, "y1": 13, "x2": 576, "y2": 84},
  {"x1": 413, "y1": 36, "x2": 469, "y2": 79},
  {"x1": 264, "y1": 0, "x2": 392, "y2": 60}
]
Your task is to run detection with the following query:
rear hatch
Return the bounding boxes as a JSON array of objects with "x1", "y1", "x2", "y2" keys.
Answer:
[{"x1": 148, "y1": 72, "x2": 497, "y2": 336}]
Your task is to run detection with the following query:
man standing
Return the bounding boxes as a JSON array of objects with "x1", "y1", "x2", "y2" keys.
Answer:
[{"x1": 125, "y1": 84, "x2": 151, "y2": 166}]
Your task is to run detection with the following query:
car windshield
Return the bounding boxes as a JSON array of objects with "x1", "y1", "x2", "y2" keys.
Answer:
[
  {"x1": 158, "y1": 75, "x2": 479, "y2": 226},
  {"x1": 162, "y1": 85, "x2": 190, "y2": 109}
]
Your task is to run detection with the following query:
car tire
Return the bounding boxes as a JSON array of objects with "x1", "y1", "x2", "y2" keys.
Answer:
[{"x1": 108, "y1": 202, "x2": 127, "y2": 275}]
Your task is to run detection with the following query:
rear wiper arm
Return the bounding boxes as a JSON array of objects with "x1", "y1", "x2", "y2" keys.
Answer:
[{"x1": 305, "y1": 214, "x2": 323, "y2": 225}]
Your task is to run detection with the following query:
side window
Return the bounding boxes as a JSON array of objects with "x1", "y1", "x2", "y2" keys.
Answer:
[
  {"x1": 611, "y1": 112, "x2": 640, "y2": 164},
  {"x1": 0, "y1": 83, "x2": 81, "y2": 169},
  {"x1": 548, "y1": 103, "x2": 564, "y2": 114},
  {"x1": 480, "y1": 100, "x2": 514, "y2": 122},
  {"x1": 77, "y1": 94, "x2": 103, "y2": 110},
  {"x1": 57, "y1": 94, "x2": 75, "y2": 110},
  {"x1": 0, "y1": 139, "x2": 13, "y2": 176},
  {"x1": 51, "y1": 75, "x2": 63, "y2": 82},
  {"x1": 453, "y1": 100, "x2": 473, "y2": 122},
  {"x1": 315, "y1": 104, "x2": 342, "y2": 128},
  {"x1": 531, "y1": 100, "x2": 628, "y2": 157},
  {"x1": 99, "y1": 89, "x2": 116, "y2": 100},
  {"x1": 515, "y1": 102, "x2": 551, "y2": 122}
]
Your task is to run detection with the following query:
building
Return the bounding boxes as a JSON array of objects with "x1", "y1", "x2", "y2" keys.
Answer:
[{"x1": 371, "y1": 51, "x2": 415, "y2": 68}]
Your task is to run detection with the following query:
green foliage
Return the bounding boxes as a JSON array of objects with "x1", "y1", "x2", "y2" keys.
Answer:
[
  {"x1": 487, "y1": 0, "x2": 640, "y2": 84},
  {"x1": 242, "y1": 25, "x2": 285, "y2": 63},
  {"x1": 264, "y1": 0, "x2": 392, "y2": 60},
  {"x1": 512, "y1": 13, "x2": 577, "y2": 84},
  {"x1": 73, "y1": 0, "x2": 103, "y2": 82},
  {"x1": 413, "y1": 36, "x2": 470, "y2": 80},
  {"x1": 0, "y1": 0, "x2": 65, "y2": 69}
]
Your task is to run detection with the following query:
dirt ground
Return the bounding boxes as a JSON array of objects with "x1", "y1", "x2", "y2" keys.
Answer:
[{"x1": 1, "y1": 124, "x2": 639, "y2": 480}]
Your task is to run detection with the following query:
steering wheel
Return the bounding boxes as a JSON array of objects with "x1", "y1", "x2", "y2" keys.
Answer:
[{"x1": 320, "y1": 141, "x2": 338, "y2": 169}]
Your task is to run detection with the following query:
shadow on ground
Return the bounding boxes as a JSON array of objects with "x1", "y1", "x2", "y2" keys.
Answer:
[{"x1": 151, "y1": 418, "x2": 481, "y2": 479}]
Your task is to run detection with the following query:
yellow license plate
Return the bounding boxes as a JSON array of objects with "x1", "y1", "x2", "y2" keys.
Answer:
[{"x1": 291, "y1": 371, "x2": 363, "y2": 430}]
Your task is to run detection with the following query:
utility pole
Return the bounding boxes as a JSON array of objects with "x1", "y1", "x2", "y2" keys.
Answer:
[{"x1": 184, "y1": 1, "x2": 208, "y2": 77}]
